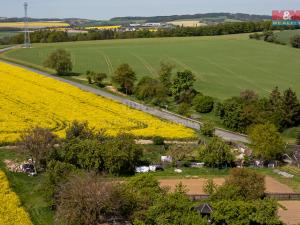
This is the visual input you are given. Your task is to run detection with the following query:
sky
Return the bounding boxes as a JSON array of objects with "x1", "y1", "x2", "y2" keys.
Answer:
[{"x1": 1, "y1": 0, "x2": 300, "y2": 20}]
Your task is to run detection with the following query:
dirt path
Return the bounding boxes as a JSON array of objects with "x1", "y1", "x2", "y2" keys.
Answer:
[
  {"x1": 278, "y1": 201, "x2": 300, "y2": 225},
  {"x1": 159, "y1": 176, "x2": 295, "y2": 195}
]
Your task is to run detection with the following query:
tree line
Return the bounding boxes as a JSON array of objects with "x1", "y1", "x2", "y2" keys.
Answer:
[
  {"x1": 2, "y1": 21, "x2": 299, "y2": 45},
  {"x1": 249, "y1": 30, "x2": 300, "y2": 49}
]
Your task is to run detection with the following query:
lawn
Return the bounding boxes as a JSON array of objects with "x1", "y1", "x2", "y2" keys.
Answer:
[
  {"x1": 0, "y1": 149, "x2": 54, "y2": 225},
  {"x1": 282, "y1": 126, "x2": 300, "y2": 144},
  {"x1": 2, "y1": 33, "x2": 300, "y2": 99}
]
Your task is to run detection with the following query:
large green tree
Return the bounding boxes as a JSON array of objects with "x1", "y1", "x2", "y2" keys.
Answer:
[
  {"x1": 281, "y1": 88, "x2": 300, "y2": 128},
  {"x1": 103, "y1": 134, "x2": 143, "y2": 175},
  {"x1": 134, "y1": 76, "x2": 167, "y2": 104},
  {"x1": 199, "y1": 137, "x2": 234, "y2": 168},
  {"x1": 171, "y1": 70, "x2": 196, "y2": 103},
  {"x1": 224, "y1": 168, "x2": 265, "y2": 200},
  {"x1": 112, "y1": 63, "x2": 136, "y2": 94},
  {"x1": 140, "y1": 186, "x2": 206, "y2": 225},
  {"x1": 158, "y1": 62, "x2": 174, "y2": 94},
  {"x1": 44, "y1": 49, "x2": 73, "y2": 75},
  {"x1": 211, "y1": 199, "x2": 282, "y2": 225},
  {"x1": 249, "y1": 123, "x2": 286, "y2": 161}
]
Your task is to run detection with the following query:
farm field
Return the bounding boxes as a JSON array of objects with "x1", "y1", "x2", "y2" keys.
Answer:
[
  {"x1": 0, "y1": 170, "x2": 33, "y2": 225},
  {"x1": 0, "y1": 61, "x2": 195, "y2": 143},
  {"x1": 0, "y1": 21, "x2": 69, "y2": 28},
  {"x1": 166, "y1": 20, "x2": 207, "y2": 27},
  {"x1": 2, "y1": 34, "x2": 300, "y2": 99}
]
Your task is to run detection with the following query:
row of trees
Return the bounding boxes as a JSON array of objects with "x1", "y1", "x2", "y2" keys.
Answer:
[
  {"x1": 215, "y1": 88, "x2": 300, "y2": 133},
  {"x1": 2, "y1": 21, "x2": 295, "y2": 45}
]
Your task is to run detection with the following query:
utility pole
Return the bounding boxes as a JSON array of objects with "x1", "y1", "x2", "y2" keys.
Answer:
[{"x1": 23, "y1": 2, "x2": 31, "y2": 48}]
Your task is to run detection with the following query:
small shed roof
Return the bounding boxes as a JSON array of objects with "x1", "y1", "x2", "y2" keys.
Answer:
[{"x1": 193, "y1": 203, "x2": 213, "y2": 215}]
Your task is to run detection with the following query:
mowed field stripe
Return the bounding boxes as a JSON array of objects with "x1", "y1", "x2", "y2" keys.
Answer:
[
  {"x1": 198, "y1": 56, "x2": 269, "y2": 92},
  {"x1": 131, "y1": 53, "x2": 157, "y2": 76},
  {"x1": 101, "y1": 52, "x2": 114, "y2": 75},
  {"x1": 166, "y1": 56, "x2": 206, "y2": 81}
]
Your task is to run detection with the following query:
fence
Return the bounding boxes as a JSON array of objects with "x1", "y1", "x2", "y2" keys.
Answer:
[
  {"x1": 266, "y1": 193, "x2": 300, "y2": 200},
  {"x1": 188, "y1": 193, "x2": 300, "y2": 201}
]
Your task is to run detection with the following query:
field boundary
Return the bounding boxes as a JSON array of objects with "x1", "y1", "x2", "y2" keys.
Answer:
[{"x1": 188, "y1": 193, "x2": 300, "y2": 201}]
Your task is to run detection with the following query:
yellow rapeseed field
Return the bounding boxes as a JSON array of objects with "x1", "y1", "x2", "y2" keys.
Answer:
[
  {"x1": 0, "y1": 21, "x2": 70, "y2": 28},
  {"x1": 0, "y1": 170, "x2": 33, "y2": 225},
  {"x1": 86, "y1": 25, "x2": 121, "y2": 30},
  {"x1": 0, "y1": 61, "x2": 195, "y2": 143}
]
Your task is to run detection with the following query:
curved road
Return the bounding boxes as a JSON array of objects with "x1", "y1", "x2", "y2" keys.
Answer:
[{"x1": 0, "y1": 47, "x2": 249, "y2": 143}]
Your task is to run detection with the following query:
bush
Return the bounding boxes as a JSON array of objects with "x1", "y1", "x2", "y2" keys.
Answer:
[
  {"x1": 43, "y1": 49, "x2": 73, "y2": 75},
  {"x1": 249, "y1": 33, "x2": 262, "y2": 40},
  {"x1": 93, "y1": 72, "x2": 107, "y2": 87},
  {"x1": 177, "y1": 103, "x2": 191, "y2": 117},
  {"x1": 193, "y1": 95, "x2": 214, "y2": 113},
  {"x1": 290, "y1": 35, "x2": 300, "y2": 48},
  {"x1": 134, "y1": 76, "x2": 166, "y2": 103},
  {"x1": 201, "y1": 121, "x2": 215, "y2": 137},
  {"x1": 153, "y1": 136, "x2": 165, "y2": 145}
]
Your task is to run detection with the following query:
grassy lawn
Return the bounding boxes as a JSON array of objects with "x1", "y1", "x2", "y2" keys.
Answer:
[
  {"x1": 2, "y1": 33, "x2": 300, "y2": 100},
  {"x1": 282, "y1": 126, "x2": 300, "y2": 144},
  {"x1": 0, "y1": 149, "x2": 54, "y2": 225}
]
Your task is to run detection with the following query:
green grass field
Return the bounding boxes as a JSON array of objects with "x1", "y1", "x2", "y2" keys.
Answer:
[{"x1": 2, "y1": 33, "x2": 300, "y2": 99}]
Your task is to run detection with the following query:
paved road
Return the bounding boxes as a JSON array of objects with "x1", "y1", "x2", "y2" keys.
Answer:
[{"x1": 0, "y1": 48, "x2": 249, "y2": 143}]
